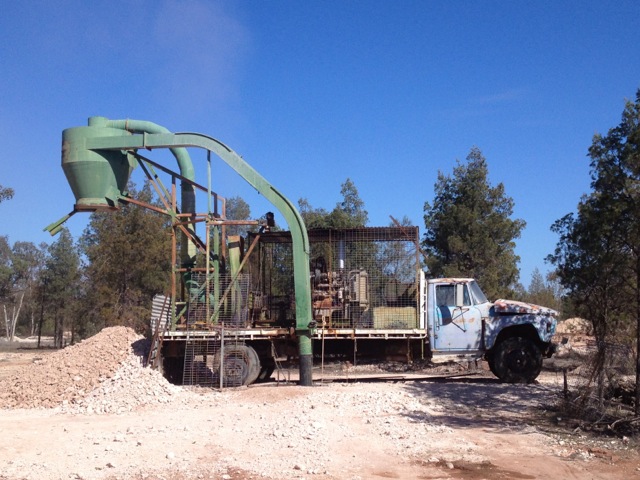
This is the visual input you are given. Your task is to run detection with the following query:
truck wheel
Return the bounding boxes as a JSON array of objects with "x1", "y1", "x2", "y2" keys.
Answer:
[
  {"x1": 486, "y1": 353, "x2": 498, "y2": 377},
  {"x1": 217, "y1": 345, "x2": 261, "y2": 387},
  {"x1": 492, "y1": 336, "x2": 542, "y2": 384}
]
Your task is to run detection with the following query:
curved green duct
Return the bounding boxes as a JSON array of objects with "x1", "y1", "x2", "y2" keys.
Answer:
[{"x1": 89, "y1": 117, "x2": 197, "y2": 267}]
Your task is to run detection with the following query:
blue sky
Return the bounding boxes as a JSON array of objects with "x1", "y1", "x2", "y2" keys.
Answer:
[{"x1": 1, "y1": 0, "x2": 638, "y2": 289}]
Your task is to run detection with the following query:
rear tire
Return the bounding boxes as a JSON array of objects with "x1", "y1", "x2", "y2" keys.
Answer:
[
  {"x1": 492, "y1": 336, "x2": 542, "y2": 384},
  {"x1": 216, "y1": 345, "x2": 261, "y2": 387}
]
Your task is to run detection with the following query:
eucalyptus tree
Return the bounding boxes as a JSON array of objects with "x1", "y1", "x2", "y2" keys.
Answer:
[
  {"x1": 7, "y1": 241, "x2": 45, "y2": 338},
  {"x1": 0, "y1": 236, "x2": 12, "y2": 338},
  {"x1": 299, "y1": 178, "x2": 368, "y2": 229},
  {"x1": 0, "y1": 238, "x2": 45, "y2": 340},
  {"x1": 523, "y1": 268, "x2": 563, "y2": 315},
  {"x1": 328, "y1": 178, "x2": 369, "y2": 228}
]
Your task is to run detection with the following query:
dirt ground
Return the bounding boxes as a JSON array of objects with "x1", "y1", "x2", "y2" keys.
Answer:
[{"x1": 1, "y1": 329, "x2": 639, "y2": 480}]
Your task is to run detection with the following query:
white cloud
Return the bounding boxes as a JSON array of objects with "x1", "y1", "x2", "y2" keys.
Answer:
[{"x1": 151, "y1": 0, "x2": 250, "y2": 116}]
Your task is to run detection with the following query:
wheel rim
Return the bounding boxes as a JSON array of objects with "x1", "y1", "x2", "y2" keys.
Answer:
[
  {"x1": 219, "y1": 345, "x2": 261, "y2": 386},
  {"x1": 505, "y1": 348, "x2": 531, "y2": 373},
  {"x1": 222, "y1": 355, "x2": 249, "y2": 385},
  {"x1": 494, "y1": 337, "x2": 542, "y2": 383}
]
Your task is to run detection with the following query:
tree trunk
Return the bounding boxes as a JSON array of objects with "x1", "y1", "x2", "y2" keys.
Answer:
[
  {"x1": 37, "y1": 284, "x2": 46, "y2": 348},
  {"x1": 56, "y1": 311, "x2": 64, "y2": 348},
  {"x1": 53, "y1": 313, "x2": 59, "y2": 349},
  {"x1": 56, "y1": 316, "x2": 61, "y2": 348},
  {"x1": 2, "y1": 305, "x2": 8, "y2": 339},
  {"x1": 8, "y1": 292, "x2": 24, "y2": 341}
]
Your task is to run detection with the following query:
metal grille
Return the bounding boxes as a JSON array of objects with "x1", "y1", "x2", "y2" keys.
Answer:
[
  {"x1": 180, "y1": 272, "x2": 260, "y2": 388},
  {"x1": 185, "y1": 272, "x2": 251, "y2": 328},
  {"x1": 150, "y1": 294, "x2": 171, "y2": 335},
  {"x1": 248, "y1": 227, "x2": 421, "y2": 329},
  {"x1": 183, "y1": 337, "x2": 222, "y2": 387},
  {"x1": 183, "y1": 334, "x2": 252, "y2": 388}
]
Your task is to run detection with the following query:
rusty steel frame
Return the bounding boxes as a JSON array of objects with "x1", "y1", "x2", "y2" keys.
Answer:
[{"x1": 120, "y1": 153, "x2": 261, "y2": 331}]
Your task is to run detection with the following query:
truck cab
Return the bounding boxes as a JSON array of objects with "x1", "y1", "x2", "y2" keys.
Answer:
[{"x1": 426, "y1": 277, "x2": 557, "y2": 383}]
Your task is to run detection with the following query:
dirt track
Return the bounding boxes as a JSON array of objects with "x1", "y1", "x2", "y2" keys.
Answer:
[{"x1": 0, "y1": 328, "x2": 638, "y2": 480}]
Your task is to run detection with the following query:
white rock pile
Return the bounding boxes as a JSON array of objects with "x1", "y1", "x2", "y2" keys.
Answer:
[
  {"x1": 0, "y1": 326, "x2": 182, "y2": 413},
  {"x1": 60, "y1": 351, "x2": 184, "y2": 415}
]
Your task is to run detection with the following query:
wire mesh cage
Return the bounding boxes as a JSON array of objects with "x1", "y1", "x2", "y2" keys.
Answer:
[
  {"x1": 182, "y1": 334, "x2": 259, "y2": 388},
  {"x1": 185, "y1": 272, "x2": 251, "y2": 328},
  {"x1": 181, "y1": 272, "x2": 257, "y2": 388},
  {"x1": 248, "y1": 227, "x2": 422, "y2": 329}
]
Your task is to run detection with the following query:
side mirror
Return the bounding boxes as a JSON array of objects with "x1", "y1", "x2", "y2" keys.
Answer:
[{"x1": 455, "y1": 284, "x2": 465, "y2": 307}]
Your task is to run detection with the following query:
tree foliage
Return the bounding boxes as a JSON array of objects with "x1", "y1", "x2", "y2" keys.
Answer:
[
  {"x1": 298, "y1": 178, "x2": 368, "y2": 229},
  {"x1": 548, "y1": 90, "x2": 640, "y2": 414},
  {"x1": 225, "y1": 195, "x2": 253, "y2": 237},
  {"x1": 40, "y1": 229, "x2": 80, "y2": 347},
  {"x1": 520, "y1": 268, "x2": 564, "y2": 314},
  {"x1": 329, "y1": 178, "x2": 369, "y2": 227},
  {"x1": 0, "y1": 185, "x2": 14, "y2": 203},
  {"x1": 422, "y1": 147, "x2": 525, "y2": 300},
  {"x1": 10, "y1": 241, "x2": 45, "y2": 338},
  {"x1": 79, "y1": 181, "x2": 171, "y2": 336},
  {"x1": 0, "y1": 236, "x2": 11, "y2": 302},
  {"x1": 298, "y1": 198, "x2": 331, "y2": 229},
  {"x1": 0, "y1": 237, "x2": 45, "y2": 340}
]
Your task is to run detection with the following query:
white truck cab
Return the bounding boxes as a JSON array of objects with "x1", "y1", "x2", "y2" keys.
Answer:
[{"x1": 425, "y1": 276, "x2": 557, "y2": 383}]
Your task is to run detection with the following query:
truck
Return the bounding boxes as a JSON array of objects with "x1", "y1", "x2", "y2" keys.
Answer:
[
  {"x1": 152, "y1": 226, "x2": 557, "y2": 387},
  {"x1": 49, "y1": 116, "x2": 558, "y2": 388}
]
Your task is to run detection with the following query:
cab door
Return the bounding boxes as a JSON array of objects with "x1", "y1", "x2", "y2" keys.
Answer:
[{"x1": 432, "y1": 283, "x2": 483, "y2": 352}]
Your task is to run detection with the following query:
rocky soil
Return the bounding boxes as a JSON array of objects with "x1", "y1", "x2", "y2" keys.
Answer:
[{"x1": 0, "y1": 326, "x2": 639, "y2": 480}]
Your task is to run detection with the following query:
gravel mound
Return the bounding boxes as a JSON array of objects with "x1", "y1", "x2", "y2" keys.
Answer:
[
  {"x1": 0, "y1": 326, "x2": 181, "y2": 412},
  {"x1": 556, "y1": 317, "x2": 593, "y2": 335},
  {"x1": 60, "y1": 350, "x2": 184, "y2": 415}
]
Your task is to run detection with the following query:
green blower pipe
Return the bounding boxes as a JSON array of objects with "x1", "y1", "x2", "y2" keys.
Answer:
[{"x1": 88, "y1": 117, "x2": 197, "y2": 268}]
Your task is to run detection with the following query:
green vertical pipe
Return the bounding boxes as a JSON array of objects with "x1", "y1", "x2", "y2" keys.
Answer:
[
  {"x1": 207, "y1": 150, "x2": 212, "y2": 214},
  {"x1": 205, "y1": 223, "x2": 211, "y2": 324},
  {"x1": 228, "y1": 236, "x2": 242, "y2": 321},
  {"x1": 213, "y1": 225, "x2": 220, "y2": 322}
]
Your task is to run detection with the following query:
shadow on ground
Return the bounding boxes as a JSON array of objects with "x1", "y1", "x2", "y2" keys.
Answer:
[{"x1": 402, "y1": 377, "x2": 561, "y2": 431}]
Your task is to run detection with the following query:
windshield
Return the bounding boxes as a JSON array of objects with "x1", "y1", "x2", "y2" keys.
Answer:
[{"x1": 469, "y1": 281, "x2": 488, "y2": 304}]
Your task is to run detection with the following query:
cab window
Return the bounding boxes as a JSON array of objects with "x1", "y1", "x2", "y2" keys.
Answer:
[
  {"x1": 436, "y1": 284, "x2": 471, "y2": 306},
  {"x1": 436, "y1": 285, "x2": 455, "y2": 306}
]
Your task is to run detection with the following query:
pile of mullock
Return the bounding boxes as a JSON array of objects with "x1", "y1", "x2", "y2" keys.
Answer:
[{"x1": 0, "y1": 326, "x2": 183, "y2": 414}]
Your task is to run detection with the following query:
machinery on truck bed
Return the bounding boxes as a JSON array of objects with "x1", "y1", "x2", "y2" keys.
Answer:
[
  {"x1": 180, "y1": 225, "x2": 555, "y2": 385},
  {"x1": 48, "y1": 117, "x2": 558, "y2": 388}
]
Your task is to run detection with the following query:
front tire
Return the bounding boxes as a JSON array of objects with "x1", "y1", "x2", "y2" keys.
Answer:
[
  {"x1": 492, "y1": 336, "x2": 542, "y2": 383},
  {"x1": 486, "y1": 352, "x2": 498, "y2": 377}
]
